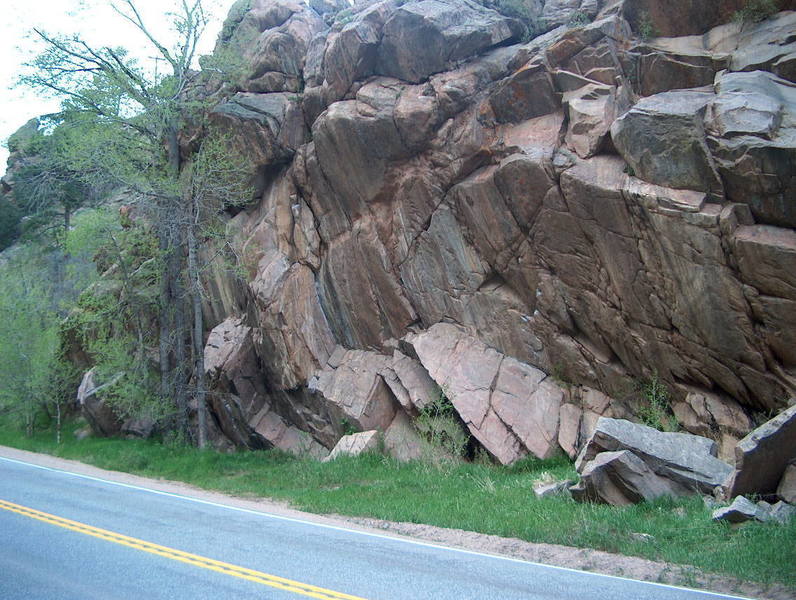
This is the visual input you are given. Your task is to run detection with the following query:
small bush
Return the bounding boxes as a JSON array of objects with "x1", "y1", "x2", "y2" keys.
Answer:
[
  {"x1": 636, "y1": 373, "x2": 678, "y2": 432},
  {"x1": 568, "y1": 10, "x2": 591, "y2": 27},
  {"x1": 415, "y1": 386, "x2": 469, "y2": 467},
  {"x1": 733, "y1": 0, "x2": 779, "y2": 24},
  {"x1": 638, "y1": 15, "x2": 656, "y2": 40}
]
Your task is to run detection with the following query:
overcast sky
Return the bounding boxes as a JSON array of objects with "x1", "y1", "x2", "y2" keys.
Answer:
[{"x1": 0, "y1": 0, "x2": 237, "y2": 176}]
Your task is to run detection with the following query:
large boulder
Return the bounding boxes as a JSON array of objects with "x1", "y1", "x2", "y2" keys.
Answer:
[
  {"x1": 309, "y1": 348, "x2": 400, "y2": 432},
  {"x1": 209, "y1": 92, "x2": 307, "y2": 175},
  {"x1": 707, "y1": 71, "x2": 796, "y2": 228},
  {"x1": 572, "y1": 449, "x2": 688, "y2": 506},
  {"x1": 576, "y1": 417, "x2": 734, "y2": 494},
  {"x1": 725, "y1": 403, "x2": 796, "y2": 498}
]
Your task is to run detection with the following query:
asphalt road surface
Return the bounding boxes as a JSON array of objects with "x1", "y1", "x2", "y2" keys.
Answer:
[{"x1": 0, "y1": 454, "x2": 750, "y2": 600}]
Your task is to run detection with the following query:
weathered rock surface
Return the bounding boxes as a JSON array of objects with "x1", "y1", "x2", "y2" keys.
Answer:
[
  {"x1": 60, "y1": 0, "x2": 796, "y2": 457},
  {"x1": 572, "y1": 449, "x2": 688, "y2": 505},
  {"x1": 576, "y1": 418, "x2": 733, "y2": 494},
  {"x1": 725, "y1": 404, "x2": 796, "y2": 498},
  {"x1": 407, "y1": 323, "x2": 565, "y2": 464},
  {"x1": 712, "y1": 497, "x2": 796, "y2": 525}
]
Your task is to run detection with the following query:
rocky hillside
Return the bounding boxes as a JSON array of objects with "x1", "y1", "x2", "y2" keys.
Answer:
[{"x1": 143, "y1": 0, "x2": 796, "y2": 462}]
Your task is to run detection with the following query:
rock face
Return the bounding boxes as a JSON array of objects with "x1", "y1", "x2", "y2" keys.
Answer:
[
  {"x1": 725, "y1": 404, "x2": 796, "y2": 498},
  {"x1": 88, "y1": 0, "x2": 796, "y2": 458}
]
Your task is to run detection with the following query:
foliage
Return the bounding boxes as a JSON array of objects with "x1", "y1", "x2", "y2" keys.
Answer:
[
  {"x1": 637, "y1": 14, "x2": 656, "y2": 40},
  {"x1": 63, "y1": 212, "x2": 166, "y2": 427},
  {"x1": 0, "y1": 199, "x2": 22, "y2": 251},
  {"x1": 636, "y1": 373, "x2": 679, "y2": 432},
  {"x1": 0, "y1": 246, "x2": 77, "y2": 437},
  {"x1": 733, "y1": 0, "x2": 779, "y2": 24},
  {"x1": 567, "y1": 10, "x2": 591, "y2": 27},
  {"x1": 16, "y1": 0, "x2": 233, "y2": 446},
  {"x1": 415, "y1": 386, "x2": 469, "y2": 467},
  {"x1": 333, "y1": 8, "x2": 355, "y2": 27}
]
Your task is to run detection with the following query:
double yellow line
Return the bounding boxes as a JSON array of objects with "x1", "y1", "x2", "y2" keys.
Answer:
[{"x1": 0, "y1": 498, "x2": 368, "y2": 600}]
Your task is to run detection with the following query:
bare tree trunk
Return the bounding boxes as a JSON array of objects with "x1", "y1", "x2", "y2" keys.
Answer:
[
  {"x1": 187, "y1": 210, "x2": 207, "y2": 448},
  {"x1": 172, "y1": 238, "x2": 190, "y2": 444}
]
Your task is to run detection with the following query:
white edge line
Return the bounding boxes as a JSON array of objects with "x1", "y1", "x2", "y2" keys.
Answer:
[{"x1": 0, "y1": 454, "x2": 755, "y2": 600}]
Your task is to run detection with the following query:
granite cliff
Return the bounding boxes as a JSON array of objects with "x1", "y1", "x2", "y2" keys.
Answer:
[{"x1": 94, "y1": 0, "x2": 796, "y2": 462}]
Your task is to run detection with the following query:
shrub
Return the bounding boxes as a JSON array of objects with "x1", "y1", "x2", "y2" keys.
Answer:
[
  {"x1": 415, "y1": 385, "x2": 469, "y2": 467},
  {"x1": 733, "y1": 0, "x2": 779, "y2": 24},
  {"x1": 568, "y1": 10, "x2": 591, "y2": 27},
  {"x1": 636, "y1": 373, "x2": 679, "y2": 432}
]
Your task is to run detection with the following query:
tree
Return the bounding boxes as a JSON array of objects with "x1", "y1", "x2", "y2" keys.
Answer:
[
  {"x1": 10, "y1": 120, "x2": 92, "y2": 241},
  {"x1": 18, "y1": 0, "x2": 220, "y2": 445}
]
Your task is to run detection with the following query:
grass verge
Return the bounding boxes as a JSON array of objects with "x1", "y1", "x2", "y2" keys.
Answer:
[{"x1": 1, "y1": 420, "x2": 794, "y2": 589}]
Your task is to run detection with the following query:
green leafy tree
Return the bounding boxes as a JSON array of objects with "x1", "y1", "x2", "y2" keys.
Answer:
[{"x1": 18, "y1": 0, "x2": 213, "y2": 443}]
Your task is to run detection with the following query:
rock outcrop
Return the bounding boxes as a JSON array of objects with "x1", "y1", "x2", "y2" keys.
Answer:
[{"x1": 63, "y1": 0, "x2": 796, "y2": 462}]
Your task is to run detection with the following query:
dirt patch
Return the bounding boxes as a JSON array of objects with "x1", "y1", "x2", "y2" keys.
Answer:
[{"x1": 1, "y1": 445, "x2": 792, "y2": 599}]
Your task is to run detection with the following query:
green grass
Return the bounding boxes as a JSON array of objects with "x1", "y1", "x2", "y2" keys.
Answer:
[{"x1": 1, "y1": 420, "x2": 794, "y2": 589}]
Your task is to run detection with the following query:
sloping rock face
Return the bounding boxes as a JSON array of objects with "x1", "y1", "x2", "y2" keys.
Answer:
[{"x1": 189, "y1": 0, "x2": 796, "y2": 458}]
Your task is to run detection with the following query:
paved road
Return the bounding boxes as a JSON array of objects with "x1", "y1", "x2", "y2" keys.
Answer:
[{"x1": 0, "y1": 455, "x2": 748, "y2": 600}]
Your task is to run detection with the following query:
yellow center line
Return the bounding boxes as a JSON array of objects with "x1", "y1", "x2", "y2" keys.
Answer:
[{"x1": 0, "y1": 498, "x2": 369, "y2": 600}]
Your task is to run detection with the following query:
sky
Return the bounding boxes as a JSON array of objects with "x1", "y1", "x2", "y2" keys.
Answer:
[{"x1": 0, "y1": 0, "x2": 237, "y2": 176}]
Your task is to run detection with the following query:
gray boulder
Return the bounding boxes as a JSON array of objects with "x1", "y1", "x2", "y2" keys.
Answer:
[
  {"x1": 767, "y1": 501, "x2": 796, "y2": 525},
  {"x1": 725, "y1": 403, "x2": 796, "y2": 498},
  {"x1": 713, "y1": 497, "x2": 796, "y2": 525},
  {"x1": 576, "y1": 417, "x2": 734, "y2": 495},
  {"x1": 712, "y1": 496, "x2": 761, "y2": 524},
  {"x1": 571, "y1": 450, "x2": 686, "y2": 506},
  {"x1": 533, "y1": 479, "x2": 574, "y2": 499}
]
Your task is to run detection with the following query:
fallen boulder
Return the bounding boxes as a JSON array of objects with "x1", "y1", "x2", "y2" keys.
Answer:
[
  {"x1": 576, "y1": 417, "x2": 733, "y2": 495},
  {"x1": 712, "y1": 496, "x2": 761, "y2": 524},
  {"x1": 725, "y1": 403, "x2": 796, "y2": 498},
  {"x1": 571, "y1": 450, "x2": 687, "y2": 506},
  {"x1": 533, "y1": 479, "x2": 573, "y2": 499},
  {"x1": 713, "y1": 497, "x2": 796, "y2": 525}
]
